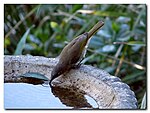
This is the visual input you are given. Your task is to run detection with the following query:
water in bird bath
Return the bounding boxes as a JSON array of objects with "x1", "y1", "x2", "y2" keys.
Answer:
[{"x1": 4, "y1": 82, "x2": 98, "y2": 109}]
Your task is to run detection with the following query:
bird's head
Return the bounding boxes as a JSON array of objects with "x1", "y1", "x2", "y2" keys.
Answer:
[{"x1": 50, "y1": 63, "x2": 65, "y2": 85}]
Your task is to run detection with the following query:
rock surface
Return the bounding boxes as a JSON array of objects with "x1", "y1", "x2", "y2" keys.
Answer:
[{"x1": 4, "y1": 55, "x2": 137, "y2": 109}]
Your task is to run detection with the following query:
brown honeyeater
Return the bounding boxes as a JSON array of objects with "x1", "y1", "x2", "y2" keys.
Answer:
[{"x1": 50, "y1": 21, "x2": 104, "y2": 85}]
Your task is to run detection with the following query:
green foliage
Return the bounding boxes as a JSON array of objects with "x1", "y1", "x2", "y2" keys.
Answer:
[
  {"x1": 14, "y1": 25, "x2": 34, "y2": 55},
  {"x1": 4, "y1": 4, "x2": 146, "y2": 109}
]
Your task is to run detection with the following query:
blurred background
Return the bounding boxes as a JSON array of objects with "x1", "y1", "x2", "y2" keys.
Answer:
[{"x1": 4, "y1": 4, "x2": 146, "y2": 108}]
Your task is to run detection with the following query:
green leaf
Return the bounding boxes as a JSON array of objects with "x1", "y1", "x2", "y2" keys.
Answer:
[
  {"x1": 4, "y1": 38, "x2": 11, "y2": 47},
  {"x1": 122, "y1": 71, "x2": 145, "y2": 83},
  {"x1": 14, "y1": 26, "x2": 34, "y2": 55},
  {"x1": 93, "y1": 10, "x2": 128, "y2": 17},
  {"x1": 126, "y1": 41, "x2": 146, "y2": 46},
  {"x1": 29, "y1": 34, "x2": 41, "y2": 44},
  {"x1": 112, "y1": 22, "x2": 120, "y2": 32},
  {"x1": 70, "y1": 4, "x2": 83, "y2": 13},
  {"x1": 50, "y1": 21, "x2": 61, "y2": 33},
  {"x1": 116, "y1": 16, "x2": 131, "y2": 23},
  {"x1": 89, "y1": 36, "x2": 103, "y2": 48},
  {"x1": 20, "y1": 72, "x2": 49, "y2": 81},
  {"x1": 101, "y1": 45, "x2": 116, "y2": 53},
  {"x1": 74, "y1": 16, "x2": 97, "y2": 37},
  {"x1": 24, "y1": 43, "x2": 36, "y2": 51},
  {"x1": 97, "y1": 30, "x2": 111, "y2": 38},
  {"x1": 116, "y1": 24, "x2": 131, "y2": 41},
  {"x1": 114, "y1": 41, "x2": 146, "y2": 46},
  {"x1": 81, "y1": 54, "x2": 96, "y2": 64},
  {"x1": 104, "y1": 66, "x2": 116, "y2": 73}
]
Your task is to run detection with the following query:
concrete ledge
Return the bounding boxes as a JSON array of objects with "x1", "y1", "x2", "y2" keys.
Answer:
[{"x1": 4, "y1": 55, "x2": 137, "y2": 109}]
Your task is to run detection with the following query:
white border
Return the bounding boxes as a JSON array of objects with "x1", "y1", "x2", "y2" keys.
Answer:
[
  {"x1": 1, "y1": 0, "x2": 149, "y2": 113},
  {"x1": 2, "y1": 0, "x2": 147, "y2": 4}
]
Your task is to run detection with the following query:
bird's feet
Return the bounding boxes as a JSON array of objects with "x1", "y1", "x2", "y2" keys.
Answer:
[{"x1": 72, "y1": 63, "x2": 82, "y2": 69}]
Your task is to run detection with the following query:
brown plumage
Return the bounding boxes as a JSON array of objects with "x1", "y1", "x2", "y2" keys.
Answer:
[{"x1": 50, "y1": 21, "x2": 104, "y2": 84}]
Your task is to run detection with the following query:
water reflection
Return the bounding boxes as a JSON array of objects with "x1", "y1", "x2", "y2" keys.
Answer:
[
  {"x1": 4, "y1": 81, "x2": 98, "y2": 109},
  {"x1": 51, "y1": 86, "x2": 95, "y2": 109}
]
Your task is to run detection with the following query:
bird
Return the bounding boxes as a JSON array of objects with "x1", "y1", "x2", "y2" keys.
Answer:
[{"x1": 50, "y1": 20, "x2": 104, "y2": 85}]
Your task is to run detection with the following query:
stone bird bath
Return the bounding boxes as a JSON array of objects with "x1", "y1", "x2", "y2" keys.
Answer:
[{"x1": 4, "y1": 55, "x2": 137, "y2": 109}]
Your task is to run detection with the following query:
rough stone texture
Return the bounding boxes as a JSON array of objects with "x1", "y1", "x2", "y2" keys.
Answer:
[{"x1": 4, "y1": 55, "x2": 137, "y2": 109}]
